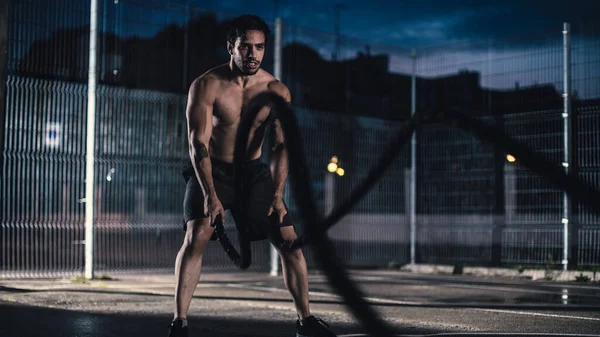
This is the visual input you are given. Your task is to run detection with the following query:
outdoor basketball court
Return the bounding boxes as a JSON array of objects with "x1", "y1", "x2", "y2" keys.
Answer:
[{"x1": 1, "y1": 270, "x2": 599, "y2": 336}]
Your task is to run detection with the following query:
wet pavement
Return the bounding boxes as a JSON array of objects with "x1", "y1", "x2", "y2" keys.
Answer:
[{"x1": 0, "y1": 270, "x2": 599, "y2": 336}]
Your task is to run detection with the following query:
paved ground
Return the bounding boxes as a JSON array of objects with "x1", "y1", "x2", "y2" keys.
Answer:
[{"x1": 1, "y1": 270, "x2": 599, "y2": 336}]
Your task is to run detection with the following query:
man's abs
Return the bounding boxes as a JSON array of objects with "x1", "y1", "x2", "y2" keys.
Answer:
[{"x1": 208, "y1": 123, "x2": 265, "y2": 163}]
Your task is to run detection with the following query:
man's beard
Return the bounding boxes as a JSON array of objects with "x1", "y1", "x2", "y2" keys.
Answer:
[
  {"x1": 237, "y1": 59, "x2": 260, "y2": 75},
  {"x1": 243, "y1": 67, "x2": 259, "y2": 75}
]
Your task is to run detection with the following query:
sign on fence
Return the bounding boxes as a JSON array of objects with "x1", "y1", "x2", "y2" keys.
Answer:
[{"x1": 45, "y1": 122, "x2": 61, "y2": 148}]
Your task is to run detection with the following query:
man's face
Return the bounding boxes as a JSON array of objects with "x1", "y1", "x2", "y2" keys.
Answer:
[{"x1": 229, "y1": 30, "x2": 266, "y2": 75}]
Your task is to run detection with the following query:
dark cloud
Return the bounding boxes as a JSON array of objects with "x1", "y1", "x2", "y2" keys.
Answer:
[
  {"x1": 282, "y1": 0, "x2": 599, "y2": 48},
  {"x1": 449, "y1": 0, "x2": 600, "y2": 44},
  {"x1": 66, "y1": 0, "x2": 598, "y2": 49}
]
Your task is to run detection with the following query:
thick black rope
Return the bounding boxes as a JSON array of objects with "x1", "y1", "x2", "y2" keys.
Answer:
[
  {"x1": 229, "y1": 100, "x2": 600, "y2": 255},
  {"x1": 286, "y1": 104, "x2": 432, "y2": 250},
  {"x1": 444, "y1": 109, "x2": 600, "y2": 213},
  {"x1": 232, "y1": 92, "x2": 411, "y2": 337},
  {"x1": 213, "y1": 214, "x2": 252, "y2": 269},
  {"x1": 222, "y1": 92, "x2": 600, "y2": 337}
]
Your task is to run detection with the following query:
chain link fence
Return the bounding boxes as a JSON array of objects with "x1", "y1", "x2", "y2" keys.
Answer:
[{"x1": 2, "y1": 0, "x2": 600, "y2": 277}]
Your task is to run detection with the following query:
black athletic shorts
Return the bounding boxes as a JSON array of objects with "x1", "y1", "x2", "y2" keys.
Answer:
[{"x1": 182, "y1": 158, "x2": 293, "y2": 242}]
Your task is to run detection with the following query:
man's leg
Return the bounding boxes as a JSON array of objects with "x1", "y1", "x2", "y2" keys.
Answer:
[
  {"x1": 242, "y1": 161, "x2": 335, "y2": 335},
  {"x1": 275, "y1": 226, "x2": 338, "y2": 337},
  {"x1": 174, "y1": 218, "x2": 214, "y2": 319},
  {"x1": 277, "y1": 226, "x2": 311, "y2": 319}
]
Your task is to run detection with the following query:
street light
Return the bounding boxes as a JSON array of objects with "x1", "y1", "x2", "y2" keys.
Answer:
[
  {"x1": 327, "y1": 155, "x2": 339, "y2": 172},
  {"x1": 327, "y1": 156, "x2": 344, "y2": 176},
  {"x1": 327, "y1": 162, "x2": 338, "y2": 173}
]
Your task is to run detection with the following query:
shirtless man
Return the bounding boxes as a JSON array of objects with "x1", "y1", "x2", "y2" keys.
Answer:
[{"x1": 168, "y1": 15, "x2": 337, "y2": 337}]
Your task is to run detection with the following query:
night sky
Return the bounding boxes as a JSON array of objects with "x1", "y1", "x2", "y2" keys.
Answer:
[
  {"x1": 12, "y1": 0, "x2": 600, "y2": 97},
  {"x1": 196, "y1": 0, "x2": 599, "y2": 96},
  {"x1": 78, "y1": 0, "x2": 600, "y2": 46},
  {"x1": 190, "y1": 0, "x2": 599, "y2": 46}
]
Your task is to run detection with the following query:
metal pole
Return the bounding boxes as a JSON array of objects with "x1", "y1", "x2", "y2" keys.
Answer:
[
  {"x1": 562, "y1": 22, "x2": 572, "y2": 271},
  {"x1": 0, "y1": 0, "x2": 10, "y2": 232},
  {"x1": 270, "y1": 17, "x2": 283, "y2": 277},
  {"x1": 409, "y1": 49, "x2": 417, "y2": 265},
  {"x1": 101, "y1": 0, "x2": 107, "y2": 81},
  {"x1": 325, "y1": 173, "x2": 334, "y2": 216},
  {"x1": 85, "y1": 0, "x2": 98, "y2": 280},
  {"x1": 274, "y1": 18, "x2": 282, "y2": 82}
]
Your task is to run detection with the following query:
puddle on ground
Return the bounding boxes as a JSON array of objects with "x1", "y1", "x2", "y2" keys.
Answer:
[{"x1": 514, "y1": 291, "x2": 599, "y2": 305}]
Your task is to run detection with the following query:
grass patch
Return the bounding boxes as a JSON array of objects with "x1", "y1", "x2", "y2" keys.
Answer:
[
  {"x1": 71, "y1": 275, "x2": 89, "y2": 284},
  {"x1": 575, "y1": 273, "x2": 591, "y2": 283}
]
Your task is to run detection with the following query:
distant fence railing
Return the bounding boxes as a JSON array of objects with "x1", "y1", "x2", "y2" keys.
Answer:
[
  {"x1": 2, "y1": 76, "x2": 600, "y2": 278},
  {"x1": 3, "y1": 0, "x2": 600, "y2": 278}
]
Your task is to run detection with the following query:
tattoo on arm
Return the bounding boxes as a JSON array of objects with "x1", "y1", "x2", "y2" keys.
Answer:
[
  {"x1": 191, "y1": 138, "x2": 216, "y2": 201},
  {"x1": 193, "y1": 139, "x2": 209, "y2": 159}
]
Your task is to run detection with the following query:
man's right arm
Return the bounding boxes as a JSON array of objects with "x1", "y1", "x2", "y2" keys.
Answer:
[{"x1": 186, "y1": 77, "x2": 220, "y2": 220}]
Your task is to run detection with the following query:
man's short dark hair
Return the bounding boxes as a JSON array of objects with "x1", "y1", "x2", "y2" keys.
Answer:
[{"x1": 227, "y1": 14, "x2": 271, "y2": 45}]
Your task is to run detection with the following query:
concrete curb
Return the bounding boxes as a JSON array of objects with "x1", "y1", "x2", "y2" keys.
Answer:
[{"x1": 400, "y1": 263, "x2": 600, "y2": 282}]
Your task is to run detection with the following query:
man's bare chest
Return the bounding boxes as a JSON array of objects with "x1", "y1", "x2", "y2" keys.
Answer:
[{"x1": 213, "y1": 87, "x2": 271, "y2": 125}]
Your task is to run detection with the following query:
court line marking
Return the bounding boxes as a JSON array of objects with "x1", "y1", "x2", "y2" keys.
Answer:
[
  {"x1": 477, "y1": 308, "x2": 600, "y2": 322},
  {"x1": 223, "y1": 283, "x2": 425, "y2": 305},
  {"x1": 224, "y1": 283, "x2": 600, "y2": 322},
  {"x1": 341, "y1": 333, "x2": 600, "y2": 336},
  {"x1": 225, "y1": 282, "x2": 600, "y2": 307},
  {"x1": 349, "y1": 271, "x2": 600, "y2": 290},
  {"x1": 345, "y1": 274, "x2": 600, "y2": 298}
]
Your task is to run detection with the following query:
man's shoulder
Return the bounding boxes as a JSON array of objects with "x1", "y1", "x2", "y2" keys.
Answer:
[
  {"x1": 189, "y1": 65, "x2": 227, "y2": 93},
  {"x1": 265, "y1": 77, "x2": 291, "y2": 101},
  {"x1": 207, "y1": 63, "x2": 231, "y2": 77}
]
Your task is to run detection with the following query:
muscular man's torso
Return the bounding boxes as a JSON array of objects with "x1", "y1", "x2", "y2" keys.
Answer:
[{"x1": 204, "y1": 64, "x2": 282, "y2": 164}]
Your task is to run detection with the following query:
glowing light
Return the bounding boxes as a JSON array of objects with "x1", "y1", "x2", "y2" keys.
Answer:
[
  {"x1": 506, "y1": 154, "x2": 516, "y2": 163},
  {"x1": 327, "y1": 162, "x2": 338, "y2": 173},
  {"x1": 336, "y1": 168, "x2": 345, "y2": 176}
]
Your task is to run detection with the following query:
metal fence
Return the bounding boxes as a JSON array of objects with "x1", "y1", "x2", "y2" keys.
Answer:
[
  {"x1": 0, "y1": 75, "x2": 410, "y2": 277},
  {"x1": 2, "y1": 0, "x2": 600, "y2": 278},
  {"x1": 411, "y1": 20, "x2": 600, "y2": 268}
]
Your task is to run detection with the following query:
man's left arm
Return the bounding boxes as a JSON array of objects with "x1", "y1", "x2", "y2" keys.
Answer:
[{"x1": 268, "y1": 83, "x2": 291, "y2": 223}]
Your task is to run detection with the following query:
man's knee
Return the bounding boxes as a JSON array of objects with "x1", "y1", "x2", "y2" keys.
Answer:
[
  {"x1": 272, "y1": 226, "x2": 303, "y2": 256},
  {"x1": 277, "y1": 241, "x2": 304, "y2": 265},
  {"x1": 184, "y1": 218, "x2": 214, "y2": 253},
  {"x1": 279, "y1": 225, "x2": 297, "y2": 241}
]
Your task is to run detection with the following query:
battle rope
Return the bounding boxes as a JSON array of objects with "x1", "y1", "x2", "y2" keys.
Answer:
[{"x1": 215, "y1": 91, "x2": 600, "y2": 337}]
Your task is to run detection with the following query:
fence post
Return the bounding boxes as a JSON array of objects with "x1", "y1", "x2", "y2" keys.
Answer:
[
  {"x1": 85, "y1": 0, "x2": 98, "y2": 280},
  {"x1": 269, "y1": 17, "x2": 283, "y2": 277},
  {"x1": 562, "y1": 22, "x2": 574, "y2": 271},
  {"x1": 0, "y1": 0, "x2": 9, "y2": 226},
  {"x1": 0, "y1": 0, "x2": 8, "y2": 277},
  {"x1": 491, "y1": 113, "x2": 505, "y2": 266},
  {"x1": 409, "y1": 48, "x2": 417, "y2": 265}
]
